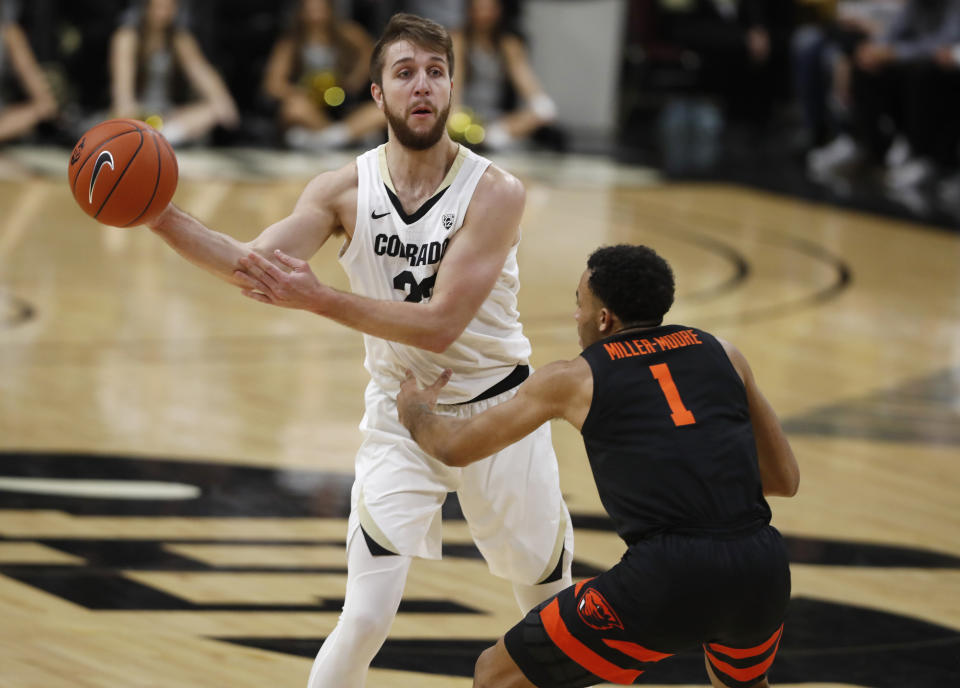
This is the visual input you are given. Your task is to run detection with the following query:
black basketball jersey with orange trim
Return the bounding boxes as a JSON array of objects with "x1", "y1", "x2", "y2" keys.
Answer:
[{"x1": 580, "y1": 324, "x2": 771, "y2": 544}]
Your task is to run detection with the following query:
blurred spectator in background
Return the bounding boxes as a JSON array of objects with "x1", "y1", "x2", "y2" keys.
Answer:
[
  {"x1": 657, "y1": 0, "x2": 798, "y2": 128},
  {"x1": 807, "y1": 0, "x2": 960, "y2": 190},
  {"x1": 110, "y1": 0, "x2": 239, "y2": 146},
  {"x1": 264, "y1": 0, "x2": 384, "y2": 152},
  {"x1": 0, "y1": 0, "x2": 57, "y2": 143},
  {"x1": 792, "y1": 0, "x2": 901, "y2": 149},
  {"x1": 450, "y1": 0, "x2": 558, "y2": 151},
  {"x1": 931, "y1": 41, "x2": 960, "y2": 204}
]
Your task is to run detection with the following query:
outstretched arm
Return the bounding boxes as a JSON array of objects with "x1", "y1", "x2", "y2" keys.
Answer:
[
  {"x1": 398, "y1": 358, "x2": 592, "y2": 466},
  {"x1": 720, "y1": 339, "x2": 800, "y2": 497},
  {"x1": 145, "y1": 164, "x2": 353, "y2": 287},
  {"x1": 235, "y1": 165, "x2": 526, "y2": 352}
]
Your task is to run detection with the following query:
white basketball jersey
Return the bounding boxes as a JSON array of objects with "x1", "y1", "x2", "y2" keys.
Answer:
[{"x1": 339, "y1": 144, "x2": 531, "y2": 403}]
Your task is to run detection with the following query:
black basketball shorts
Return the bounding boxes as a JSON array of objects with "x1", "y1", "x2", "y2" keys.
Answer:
[{"x1": 504, "y1": 525, "x2": 791, "y2": 688}]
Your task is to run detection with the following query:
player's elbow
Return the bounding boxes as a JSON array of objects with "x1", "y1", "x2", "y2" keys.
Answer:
[
  {"x1": 420, "y1": 327, "x2": 461, "y2": 354},
  {"x1": 432, "y1": 440, "x2": 481, "y2": 468},
  {"x1": 764, "y1": 471, "x2": 799, "y2": 498},
  {"x1": 784, "y1": 472, "x2": 800, "y2": 497},
  {"x1": 424, "y1": 339, "x2": 453, "y2": 354},
  {"x1": 432, "y1": 446, "x2": 472, "y2": 468}
]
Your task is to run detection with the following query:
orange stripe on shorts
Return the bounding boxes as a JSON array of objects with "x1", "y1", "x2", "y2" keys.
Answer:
[
  {"x1": 540, "y1": 598, "x2": 642, "y2": 685},
  {"x1": 708, "y1": 625, "x2": 783, "y2": 659},
  {"x1": 602, "y1": 639, "x2": 673, "y2": 663},
  {"x1": 705, "y1": 630, "x2": 782, "y2": 683}
]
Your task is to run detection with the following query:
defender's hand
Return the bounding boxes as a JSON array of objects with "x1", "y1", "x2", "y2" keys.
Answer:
[{"x1": 397, "y1": 368, "x2": 452, "y2": 432}]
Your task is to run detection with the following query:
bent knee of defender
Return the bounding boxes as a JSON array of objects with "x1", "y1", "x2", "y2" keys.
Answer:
[{"x1": 473, "y1": 647, "x2": 498, "y2": 688}]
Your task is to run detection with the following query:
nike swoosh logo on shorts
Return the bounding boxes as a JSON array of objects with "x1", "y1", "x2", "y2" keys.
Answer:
[
  {"x1": 88, "y1": 151, "x2": 115, "y2": 204},
  {"x1": 371, "y1": 210, "x2": 391, "y2": 219}
]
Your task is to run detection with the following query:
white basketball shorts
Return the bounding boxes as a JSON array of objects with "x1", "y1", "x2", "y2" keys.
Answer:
[{"x1": 347, "y1": 378, "x2": 572, "y2": 586}]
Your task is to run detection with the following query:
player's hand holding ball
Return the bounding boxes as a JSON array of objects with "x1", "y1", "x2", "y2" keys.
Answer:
[{"x1": 68, "y1": 118, "x2": 178, "y2": 227}]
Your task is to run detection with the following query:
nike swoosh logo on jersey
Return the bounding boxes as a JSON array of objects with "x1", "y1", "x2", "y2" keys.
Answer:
[
  {"x1": 371, "y1": 210, "x2": 391, "y2": 219},
  {"x1": 88, "y1": 150, "x2": 115, "y2": 204}
]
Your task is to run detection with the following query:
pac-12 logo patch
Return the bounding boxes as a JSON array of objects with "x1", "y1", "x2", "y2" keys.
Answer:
[
  {"x1": 441, "y1": 213, "x2": 455, "y2": 231},
  {"x1": 578, "y1": 587, "x2": 624, "y2": 631}
]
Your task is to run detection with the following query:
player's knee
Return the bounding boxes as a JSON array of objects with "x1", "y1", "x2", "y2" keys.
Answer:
[
  {"x1": 472, "y1": 646, "x2": 497, "y2": 688},
  {"x1": 339, "y1": 607, "x2": 393, "y2": 648}
]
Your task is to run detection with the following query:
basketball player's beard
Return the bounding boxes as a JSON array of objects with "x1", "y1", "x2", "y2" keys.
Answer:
[{"x1": 384, "y1": 96, "x2": 451, "y2": 151}]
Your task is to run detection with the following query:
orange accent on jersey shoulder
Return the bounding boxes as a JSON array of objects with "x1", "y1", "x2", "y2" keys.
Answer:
[
  {"x1": 704, "y1": 629, "x2": 782, "y2": 683},
  {"x1": 540, "y1": 599, "x2": 642, "y2": 684},
  {"x1": 707, "y1": 625, "x2": 782, "y2": 659},
  {"x1": 602, "y1": 639, "x2": 673, "y2": 663}
]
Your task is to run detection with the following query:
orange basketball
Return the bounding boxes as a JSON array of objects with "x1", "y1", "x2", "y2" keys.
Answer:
[{"x1": 68, "y1": 118, "x2": 178, "y2": 228}]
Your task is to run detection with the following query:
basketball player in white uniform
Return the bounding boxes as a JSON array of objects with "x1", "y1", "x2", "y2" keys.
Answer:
[{"x1": 145, "y1": 13, "x2": 573, "y2": 688}]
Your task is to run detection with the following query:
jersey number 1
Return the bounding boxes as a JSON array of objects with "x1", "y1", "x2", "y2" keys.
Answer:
[{"x1": 649, "y1": 363, "x2": 696, "y2": 426}]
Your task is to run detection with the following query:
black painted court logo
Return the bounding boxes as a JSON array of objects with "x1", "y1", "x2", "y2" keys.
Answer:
[{"x1": 2, "y1": 450, "x2": 960, "y2": 684}]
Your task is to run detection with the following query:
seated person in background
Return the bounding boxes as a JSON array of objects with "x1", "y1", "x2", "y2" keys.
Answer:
[
  {"x1": 807, "y1": 0, "x2": 960, "y2": 189},
  {"x1": 0, "y1": 0, "x2": 57, "y2": 143},
  {"x1": 931, "y1": 42, "x2": 960, "y2": 203},
  {"x1": 657, "y1": 0, "x2": 797, "y2": 128},
  {"x1": 264, "y1": 0, "x2": 385, "y2": 152},
  {"x1": 110, "y1": 0, "x2": 239, "y2": 146},
  {"x1": 452, "y1": 0, "x2": 558, "y2": 152},
  {"x1": 792, "y1": 0, "x2": 902, "y2": 148}
]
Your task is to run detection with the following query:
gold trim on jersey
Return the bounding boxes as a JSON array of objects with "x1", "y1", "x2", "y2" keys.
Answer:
[{"x1": 378, "y1": 143, "x2": 468, "y2": 197}]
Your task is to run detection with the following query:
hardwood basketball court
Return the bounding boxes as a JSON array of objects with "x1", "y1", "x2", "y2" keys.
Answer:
[{"x1": 0, "y1": 145, "x2": 957, "y2": 687}]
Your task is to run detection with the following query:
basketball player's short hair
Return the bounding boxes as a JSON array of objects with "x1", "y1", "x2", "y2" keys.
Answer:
[
  {"x1": 369, "y1": 12, "x2": 454, "y2": 87},
  {"x1": 587, "y1": 244, "x2": 675, "y2": 325}
]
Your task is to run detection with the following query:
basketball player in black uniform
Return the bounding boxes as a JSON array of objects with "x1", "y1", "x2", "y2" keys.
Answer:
[{"x1": 397, "y1": 244, "x2": 800, "y2": 688}]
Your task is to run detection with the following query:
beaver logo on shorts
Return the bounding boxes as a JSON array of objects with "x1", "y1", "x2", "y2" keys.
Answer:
[{"x1": 577, "y1": 587, "x2": 624, "y2": 631}]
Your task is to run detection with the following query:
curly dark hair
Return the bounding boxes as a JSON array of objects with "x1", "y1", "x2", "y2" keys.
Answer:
[{"x1": 586, "y1": 244, "x2": 675, "y2": 326}]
